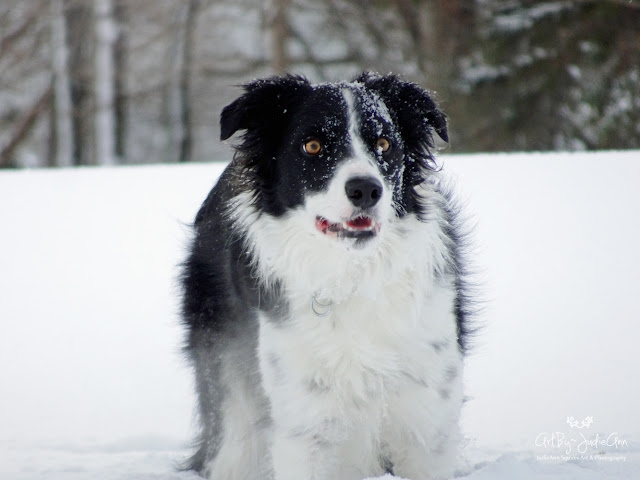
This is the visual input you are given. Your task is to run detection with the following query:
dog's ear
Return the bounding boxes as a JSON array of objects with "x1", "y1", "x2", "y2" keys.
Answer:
[
  {"x1": 354, "y1": 72, "x2": 448, "y2": 145},
  {"x1": 220, "y1": 75, "x2": 312, "y2": 141}
]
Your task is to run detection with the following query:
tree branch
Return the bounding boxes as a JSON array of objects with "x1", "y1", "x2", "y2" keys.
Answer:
[
  {"x1": 0, "y1": 5, "x2": 42, "y2": 58},
  {"x1": 0, "y1": 86, "x2": 53, "y2": 167},
  {"x1": 287, "y1": 22, "x2": 328, "y2": 81}
]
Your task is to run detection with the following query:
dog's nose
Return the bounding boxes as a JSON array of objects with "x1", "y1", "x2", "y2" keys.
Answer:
[{"x1": 345, "y1": 176, "x2": 383, "y2": 209}]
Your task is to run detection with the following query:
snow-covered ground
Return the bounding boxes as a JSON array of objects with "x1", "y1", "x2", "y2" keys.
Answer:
[{"x1": 1, "y1": 151, "x2": 638, "y2": 479}]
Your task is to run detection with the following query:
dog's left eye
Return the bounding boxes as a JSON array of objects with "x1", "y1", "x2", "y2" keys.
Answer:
[
  {"x1": 376, "y1": 137, "x2": 391, "y2": 154},
  {"x1": 302, "y1": 139, "x2": 323, "y2": 156}
]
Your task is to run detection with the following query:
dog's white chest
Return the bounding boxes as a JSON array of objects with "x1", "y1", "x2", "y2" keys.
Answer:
[
  {"x1": 256, "y1": 276, "x2": 463, "y2": 479},
  {"x1": 258, "y1": 275, "x2": 460, "y2": 409}
]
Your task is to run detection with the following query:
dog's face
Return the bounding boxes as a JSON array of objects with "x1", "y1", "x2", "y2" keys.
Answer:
[{"x1": 221, "y1": 73, "x2": 447, "y2": 249}]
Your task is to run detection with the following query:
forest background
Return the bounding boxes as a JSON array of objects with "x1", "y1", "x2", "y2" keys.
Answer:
[{"x1": 1, "y1": 0, "x2": 639, "y2": 168}]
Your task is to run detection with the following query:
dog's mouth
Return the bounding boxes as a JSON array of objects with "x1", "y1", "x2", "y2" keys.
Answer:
[{"x1": 315, "y1": 215, "x2": 380, "y2": 239}]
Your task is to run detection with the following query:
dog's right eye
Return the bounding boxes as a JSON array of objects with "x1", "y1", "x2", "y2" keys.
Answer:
[
  {"x1": 302, "y1": 139, "x2": 323, "y2": 156},
  {"x1": 376, "y1": 137, "x2": 391, "y2": 154}
]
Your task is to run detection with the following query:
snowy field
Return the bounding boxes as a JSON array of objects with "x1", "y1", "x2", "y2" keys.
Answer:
[{"x1": 1, "y1": 151, "x2": 639, "y2": 479}]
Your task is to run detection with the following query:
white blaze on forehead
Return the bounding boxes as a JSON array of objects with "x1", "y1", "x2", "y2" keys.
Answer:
[
  {"x1": 343, "y1": 85, "x2": 393, "y2": 131},
  {"x1": 341, "y1": 88, "x2": 376, "y2": 169},
  {"x1": 366, "y1": 91, "x2": 393, "y2": 127}
]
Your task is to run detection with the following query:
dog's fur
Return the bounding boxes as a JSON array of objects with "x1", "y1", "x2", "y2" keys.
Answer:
[{"x1": 180, "y1": 73, "x2": 473, "y2": 480}]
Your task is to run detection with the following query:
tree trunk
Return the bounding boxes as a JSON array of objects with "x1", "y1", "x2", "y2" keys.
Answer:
[
  {"x1": 179, "y1": 0, "x2": 200, "y2": 163},
  {"x1": 395, "y1": 0, "x2": 430, "y2": 75},
  {"x1": 94, "y1": 0, "x2": 116, "y2": 165},
  {"x1": 66, "y1": 0, "x2": 94, "y2": 165},
  {"x1": 50, "y1": 0, "x2": 74, "y2": 167},
  {"x1": 269, "y1": 0, "x2": 290, "y2": 74},
  {"x1": 113, "y1": 0, "x2": 128, "y2": 161}
]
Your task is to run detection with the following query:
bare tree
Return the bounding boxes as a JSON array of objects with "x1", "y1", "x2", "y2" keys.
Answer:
[
  {"x1": 0, "y1": 87, "x2": 52, "y2": 167},
  {"x1": 268, "y1": 0, "x2": 290, "y2": 74},
  {"x1": 113, "y1": 0, "x2": 128, "y2": 160},
  {"x1": 50, "y1": 0, "x2": 74, "y2": 167},
  {"x1": 94, "y1": 0, "x2": 116, "y2": 165},
  {"x1": 179, "y1": 0, "x2": 200, "y2": 163},
  {"x1": 395, "y1": 0, "x2": 429, "y2": 74},
  {"x1": 66, "y1": 0, "x2": 94, "y2": 165}
]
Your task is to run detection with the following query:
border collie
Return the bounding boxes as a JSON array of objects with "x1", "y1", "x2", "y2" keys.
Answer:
[{"x1": 181, "y1": 72, "x2": 473, "y2": 480}]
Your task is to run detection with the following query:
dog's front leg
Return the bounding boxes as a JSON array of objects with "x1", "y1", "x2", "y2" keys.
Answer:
[
  {"x1": 270, "y1": 419, "x2": 343, "y2": 480},
  {"x1": 265, "y1": 377, "x2": 346, "y2": 480},
  {"x1": 383, "y1": 366, "x2": 464, "y2": 480},
  {"x1": 259, "y1": 320, "x2": 347, "y2": 480}
]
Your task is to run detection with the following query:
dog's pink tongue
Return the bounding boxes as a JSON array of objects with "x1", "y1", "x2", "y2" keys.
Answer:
[
  {"x1": 346, "y1": 216, "x2": 372, "y2": 229},
  {"x1": 315, "y1": 217, "x2": 331, "y2": 232}
]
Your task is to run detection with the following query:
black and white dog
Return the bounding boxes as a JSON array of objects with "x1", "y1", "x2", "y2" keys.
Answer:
[{"x1": 181, "y1": 73, "x2": 473, "y2": 480}]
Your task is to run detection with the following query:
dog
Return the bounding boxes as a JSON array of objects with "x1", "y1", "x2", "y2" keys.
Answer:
[{"x1": 180, "y1": 72, "x2": 474, "y2": 480}]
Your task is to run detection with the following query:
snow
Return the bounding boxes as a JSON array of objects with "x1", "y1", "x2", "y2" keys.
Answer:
[
  {"x1": 491, "y1": 2, "x2": 573, "y2": 33},
  {"x1": 1, "y1": 151, "x2": 639, "y2": 479}
]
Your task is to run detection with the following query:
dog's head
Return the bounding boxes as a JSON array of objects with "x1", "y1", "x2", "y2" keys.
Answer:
[{"x1": 221, "y1": 73, "x2": 448, "y2": 248}]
